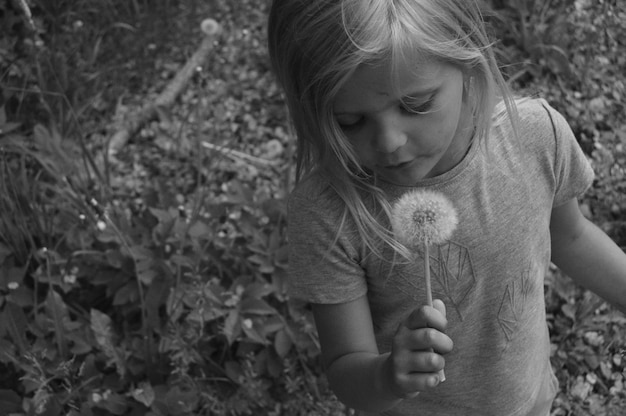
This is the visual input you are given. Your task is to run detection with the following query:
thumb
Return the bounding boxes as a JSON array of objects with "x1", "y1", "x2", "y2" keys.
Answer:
[{"x1": 433, "y1": 299, "x2": 446, "y2": 319}]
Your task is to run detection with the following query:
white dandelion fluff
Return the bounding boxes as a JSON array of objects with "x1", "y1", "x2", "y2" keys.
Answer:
[
  {"x1": 391, "y1": 189, "x2": 458, "y2": 247},
  {"x1": 391, "y1": 189, "x2": 458, "y2": 383},
  {"x1": 200, "y1": 18, "x2": 221, "y2": 36}
]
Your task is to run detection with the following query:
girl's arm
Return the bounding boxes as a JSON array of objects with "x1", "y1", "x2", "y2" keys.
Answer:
[
  {"x1": 312, "y1": 296, "x2": 452, "y2": 413},
  {"x1": 550, "y1": 198, "x2": 626, "y2": 314}
]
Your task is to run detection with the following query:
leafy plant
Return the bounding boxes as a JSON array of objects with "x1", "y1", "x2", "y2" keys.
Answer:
[{"x1": 488, "y1": 0, "x2": 575, "y2": 84}]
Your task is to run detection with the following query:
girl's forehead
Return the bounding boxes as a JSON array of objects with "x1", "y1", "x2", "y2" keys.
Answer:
[
  {"x1": 334, "y1": 58, "x2": 450, "y2": 112},
  {"x1": 356, "y1": 56, "x2": 440, "y2": 89}
]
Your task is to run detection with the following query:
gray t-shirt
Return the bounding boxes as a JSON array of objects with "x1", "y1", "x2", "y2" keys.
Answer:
[{"x1": 287, "y1": 99, "x2": 594, "y2": 416}]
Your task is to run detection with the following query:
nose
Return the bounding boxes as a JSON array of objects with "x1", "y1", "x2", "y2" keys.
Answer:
[{"x1": 373, "y1": 118, "x2": 407, "y2": 154}]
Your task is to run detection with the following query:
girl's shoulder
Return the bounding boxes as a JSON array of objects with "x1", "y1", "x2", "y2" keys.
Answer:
[
  {"x1": 289, "y1": 170, "x2": 332, "y2": 202},
  {"x1": 515, "y1": 97, "x2": 562, "y2": 123},
  {"x1": 288, "y1": 170, "x2": 345, "y2": 215},
  {"x1": 492, "y1": 97, "x2": 569, "y2": 140},
  {"x1": 493, "y1": 97, "x2": 557, "y2": 123}
]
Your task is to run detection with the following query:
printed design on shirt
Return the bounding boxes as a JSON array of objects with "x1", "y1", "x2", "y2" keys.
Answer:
[
  {"x1": 433, "y1": 242, "x2": 476, "y2": 322},
  {"x1": 497, "y1": 267, "x2": 533, "y2": 345},
  {"x1": 392, "y1": 241, "x2": 476, "y2": 321}
]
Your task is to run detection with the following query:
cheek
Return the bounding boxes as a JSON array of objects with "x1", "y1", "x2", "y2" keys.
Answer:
[
  {"x1": 345, "y1": 133, "x2": 375, "y2": 164},
  {"x1": 409, "y1": 117, "x2": 455, "y2": 151},
  {"x1": 430, "y1": 105, "x2": 461, "y2": 140}
]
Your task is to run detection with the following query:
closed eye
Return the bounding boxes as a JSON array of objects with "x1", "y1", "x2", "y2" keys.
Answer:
[
  {"x1": 401, "y1": 95, "x2": 435, "y2": 115},
  {"x1": 336, "y1": 114, "x2": 364, "y2": 130}
]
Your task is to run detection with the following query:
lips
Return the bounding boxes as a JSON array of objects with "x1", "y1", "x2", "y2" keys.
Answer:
[{"x1": 381, "y1": 159, "x2": 415, "y2": 170}]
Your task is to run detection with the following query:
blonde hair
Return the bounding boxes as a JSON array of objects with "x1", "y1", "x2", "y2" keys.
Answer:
[{"x1": 268, "y1": 0, "x2": 517, "y2": 258}]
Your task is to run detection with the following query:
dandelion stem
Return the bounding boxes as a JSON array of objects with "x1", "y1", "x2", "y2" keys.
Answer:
[
  {"x1": 423, "y1": 241, "x2": 433, "y2": 307},
  {"x1": 424, "y1": 240, "x2": 445, "y2": 382}
]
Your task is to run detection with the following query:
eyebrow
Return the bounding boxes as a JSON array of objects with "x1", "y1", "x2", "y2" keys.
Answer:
[{"x1": 334, "y1": 86, "x2": 440, "y2": 115}]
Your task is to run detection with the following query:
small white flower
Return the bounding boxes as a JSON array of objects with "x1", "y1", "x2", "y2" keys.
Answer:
[
  {"x1": 63, "y1": 274, "x2": 77, "y2": 284},
  {"x1": 7, "y1": 282, "x2": 19, "y2": 290},
  {"x1": 96, "y1": 220, "x2": 107, "y2": 231},
  {"x1": 242, "y1": 319, "x2": 253, "y2": 329},
  {"x1": 391, "y1": 190, "x2": 458, "y2": 246}
]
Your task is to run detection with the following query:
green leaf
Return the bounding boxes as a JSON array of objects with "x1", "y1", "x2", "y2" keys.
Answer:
[
  {"x1": 131, "y1": 381, "x2": 155, "y2": 407},
  {"x1": 165, "y1": 385, "x2": 199, "y2": 415},
  {"x1": 2, "y1": 301, "x2": 28, "y2": 353},
  {"x1": 136, "y1": 258, "x2": 158, "y2": 285},
  {"x1": 0, "y1": 389, "x2": 22, "y2": 412},
  {"x1": 187, "y1": 221, "x2": 211, "y2": 239},
  {"x1": 223, "y1": 309, "x2": 241, "y2": 345},
  {"x1": 241, "y1": 319, "x2": 267, "y2": 344},
  {"x1": 94, "y1": 392, "x2": 128, "y2": 415},
  {"x1": 0, "y1": 242, "x2": 12, "y2": 264},
  {"x1": 90, "y1": 309, "x2": 126, "y2": 377},
  {"x1": 274, "y1": 329, "x2": 293, "y2": 358},
  {"x1": 241, "y1": 298, "x2": 275, "y2": 316},
  {"x1": 91, "y1": 309, "x2": 114, "y2": 348}
]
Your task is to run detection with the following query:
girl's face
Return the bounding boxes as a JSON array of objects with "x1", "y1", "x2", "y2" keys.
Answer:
[{"x1": 333, "y1": 54, "x2": 474, "y2": 185}]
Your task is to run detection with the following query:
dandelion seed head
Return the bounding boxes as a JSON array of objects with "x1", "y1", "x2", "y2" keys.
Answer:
[
  {"x1": 391, "y1": 190, "x2": 458, "y2": 246},
  {"x1": 200, "y1": 18, "x2": 220, "y2": 36}
]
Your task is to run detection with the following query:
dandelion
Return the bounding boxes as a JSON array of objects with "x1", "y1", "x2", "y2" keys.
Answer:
[
  {"x1": 391, "y1": 190, "x2": 458, "y2": 305},
  {"x1": 200, "y1": 18, "x2": 220, "y2": 36},
  {"x1": 391, "y1": 190, "x2": 458, "y2": 382},
  {"x1": 391, "y1": 190, "x2": 458, "y2": 248}
]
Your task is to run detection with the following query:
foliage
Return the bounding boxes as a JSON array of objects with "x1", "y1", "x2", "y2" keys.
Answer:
[{"x1": 0, "y1": 0, "x2": 625, "y2": 415}]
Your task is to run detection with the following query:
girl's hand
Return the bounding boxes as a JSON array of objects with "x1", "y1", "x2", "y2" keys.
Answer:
[{"x1": 385, "y1": 299, "x2": 453, "y2": 399}]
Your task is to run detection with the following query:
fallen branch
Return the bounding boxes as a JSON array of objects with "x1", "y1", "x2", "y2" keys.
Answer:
[
  {"x1": 201, "y1": 141, "x2": 280, "y2": 169},
  {"x1": 107, "y1": 19, "x2": 221, "y2": 157}
]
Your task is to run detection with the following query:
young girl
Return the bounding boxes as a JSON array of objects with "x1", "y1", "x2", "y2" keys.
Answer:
[{"x1": 267, "y1": 0, "x2": 626, "y2": 415}]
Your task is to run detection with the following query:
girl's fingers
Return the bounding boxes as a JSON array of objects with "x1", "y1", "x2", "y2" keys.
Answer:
[
  {"x1": 397, "y1": 327, "x2": 453, "y2": 353},
  {"x1": 392, "y1": 367, "x2": 444, "y2": 395},
  {"x1": 432, "y1": 298, "x2": 446, "y2": 318},
  {"x1": 404, "y1": 301, "x2": 448, "y2": 332},
  {"x1": 400, "y1": 350, "x2": 446, "y2": 373}
]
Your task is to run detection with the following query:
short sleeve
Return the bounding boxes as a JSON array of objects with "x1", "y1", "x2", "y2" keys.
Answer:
[
  {"x1": 542, "y1": 101, "x2": 595, "y2": 206},
  {"x1": 287, "y1": 178, "x2": 367, "y2": 304}
]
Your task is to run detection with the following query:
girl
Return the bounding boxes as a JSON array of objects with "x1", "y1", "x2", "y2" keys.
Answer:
[{"x1": 267, "y1": 0, "x2": 626, "y2": 415}]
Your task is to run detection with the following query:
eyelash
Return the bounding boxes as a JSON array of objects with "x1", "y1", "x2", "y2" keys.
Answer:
[
  {"x1": 338, "y1": 96, "x2": 435, "y2": 130},
  {"x1": 401, "y1": 96, "x2": 435, "y2": 114}
]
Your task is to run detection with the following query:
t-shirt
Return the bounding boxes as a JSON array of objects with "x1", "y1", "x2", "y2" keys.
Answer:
[{"x1": 287, "y1": 99, "x2": 595, "y2": 415}]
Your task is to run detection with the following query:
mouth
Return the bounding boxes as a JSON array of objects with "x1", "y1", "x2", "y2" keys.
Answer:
[{"x1": 381, "y1": 159, "x2": 415, "y2": 171}]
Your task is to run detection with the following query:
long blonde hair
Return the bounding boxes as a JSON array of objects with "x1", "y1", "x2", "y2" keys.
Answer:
[{"x1": 268, "y1": 0, "x2": 517, "y2": 258}]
